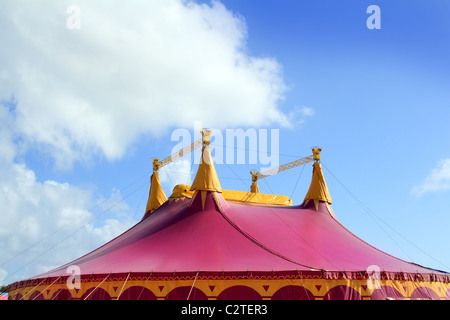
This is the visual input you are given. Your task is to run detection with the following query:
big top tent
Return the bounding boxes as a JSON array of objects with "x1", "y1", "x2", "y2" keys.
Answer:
[{"x1": 8, "y1": 130, "x2": 450, "y2": 300}]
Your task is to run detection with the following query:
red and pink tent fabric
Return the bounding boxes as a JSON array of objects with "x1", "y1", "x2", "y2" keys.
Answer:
[{"x1": 8, "y1": 143, "x2": 450, "y2": 300}]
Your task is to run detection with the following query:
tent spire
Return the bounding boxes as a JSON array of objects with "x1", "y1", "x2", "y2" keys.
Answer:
[
  {"x1": 250, "y1": 170, "x2": 260, "y2": 193},
  {"x1": 302, "y1": 147, "x2": 334, "y2": 216},
  {"x1": 190, "y1": 129, "x2": 222, "y2": 192},
  {"x1": 142, "y1": 158, "x2": 168, "y2": 219},
  {"x1": 190, "y1": 129, "x2": 226, "y2": 211}
]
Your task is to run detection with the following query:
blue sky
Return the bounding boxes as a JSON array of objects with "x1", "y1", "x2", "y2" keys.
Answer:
[
  {"x1": 1, "y1": 0, "x2": 450, "y2": 285},
  {"x1": 216, "y1": 0, "x2": 450, "y2": 272}
]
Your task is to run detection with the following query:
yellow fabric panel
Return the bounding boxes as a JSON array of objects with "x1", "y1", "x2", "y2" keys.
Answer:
[
  {"x1": 200, "y1": 190, "x2": 207, "y2": 210},
  {"x1": 325, "y1": 202, "x2": 337, "y2": 219},
  {"x1": 10, "y1": 273, "x2": 450, "y2": 300},
  {"x1": 190, "y1": 146, "x2": 222, "y2": 192},
  {"x1": 169, "y1": 184, "x2": 292, "y2": 206},
  {"x1": 250, "y1": 182, "x2": 260, "y2": 193},
  {"x1": 224, "y1": 189, "x2": 292, "y2": 206},
  {"x1": 168, "y1": 184, "x2": 192, "y2": 199},
  {"x1": 303, "y1": 162, "x2": 332, "y2": 205},
  {"x1": 145, "y1": 172, "x2": 168, "y2": 213}
]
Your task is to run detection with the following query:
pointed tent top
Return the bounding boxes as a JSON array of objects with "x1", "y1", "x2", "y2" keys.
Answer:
[
  {"x1": 303, "y1": 147, "x2": 333, "y2": 213},
  {"x1": 303, "y1": 162, "x2": 332, "y2": 204},
  {"x1": 312, "y1": 146, "x2": 322, "y2": 162},
  {"x1": 250, "y1": 170, "x2": 260, "y2": 193},
  {"x1": 143, "y1": 172, "x2": 167, "y2": 219},
  {"x1": 190, "y1": 129, "x2": 222, "y2": 193},
  {"x1": 250, "y1": 182, "x2": 260, "y2": 193}
]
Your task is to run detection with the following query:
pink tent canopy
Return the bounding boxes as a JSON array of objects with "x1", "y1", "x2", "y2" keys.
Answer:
[
  {"x1": 32, "y1": 191, "x2": 440, "y2": 278},
  {"x1": 9, "y1": 143, "x2": 450, "y2": 300}
]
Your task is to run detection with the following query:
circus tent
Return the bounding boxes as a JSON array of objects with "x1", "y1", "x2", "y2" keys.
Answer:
[{"x1": 8, "y1": 130, "x2": 450, "y2": 300}]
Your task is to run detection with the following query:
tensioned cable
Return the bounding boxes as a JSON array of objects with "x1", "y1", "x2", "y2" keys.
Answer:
[
  {"x1": 262, "y1": 176, "x2": 274, "y2": 195},
  {"x1": 0, "y1": 170, "x2": 151, "y2": 270},
  {"x1": 115, "y1": 272, "x2": 131, "y2": 300},
  {"x1": 224, "y1": 162, "x2": 250, "y2": 190},
  {"x1": 136, "y1": 272, "x2": 152, "y2": 300},
  {"x1": 290, "y1": 162, "x2": 306, "y2": 199},
  {"x1": 321, "y1": 162, "x2": 414, "y2": 261},
  {"x1": 186, "y1": 270, "x2": 200, "y2": 300},
  {"x1": 132, "y1": 186, "x2": 148, "y2": 221},
  {"x1": 161, "y1": 165, "x2": 175, "y2": 189},
  {"x1": 155, "y1": 168, "x2": 253, "y2": 181},
  {"x1": 218, "y1": 208, "x2": 317, "y2": 270},
  {"x1": 117, "y1": 170, "x2": 152, "y2": 193},
  {"x1": 2, "y1": 180, "x2": 149, "y2": 285},
  {"x1": 321, "y1": 162, "x2": 450, "y2": 271},
  {"x1": 32, "y1": 276, "x2": 61, "y2": 300},
  {"x1": 83, "y1": 273, "x2": 111, "y2": 300},
  {"x1": 3, "y1": 142, "x2": 272, "y2": 284},
  {"x1": 19, "y1": 277, "x2": 46, "y2": 300},
  {"x1": 3, "y1": 142, "x2": 309, "y2": 286},
  {"x1": 214, "y1": 142, "x2": 302, "y2": 159},
  {"x1": 185, "y1": 157, "x2": 195, "y2": 186},
  {"x1": 262, "y1": 202, "x2": 341, "y2": 271},
  {"x1": 322, "y1": 162, "x2": 420, "y2": 263},
  {"x1": 50, "y1": 286, "x2": 64, "y2": 300},
  {"x1": 297, "y1": 270, "x2": 312, "y2": 300}
]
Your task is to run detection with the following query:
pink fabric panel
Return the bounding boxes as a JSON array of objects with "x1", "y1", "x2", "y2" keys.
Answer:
[
  {"x1": 271, "y1": 285, "x2": 314, "y2": 300},
  {"x1": 410, "y1": 287, "x2": 440, "y2": 300},
  {"x1": 51, "y1": 289, "x2": 72, "y2": 300},
  {"x1": 81, "y1": 287, "x2": 111, "y2": 300},
  {"x1": 118, "y1": 286, "x2": 156, "y2": 300},
  {"x1": 223, "y1": 202, "x2": 434, "y2": 273},
  {"x1": 28, "y1": 291, "x2": 44, "y2": 300},
  {"x1": 323, "y1": 285, "x2": 362, "y2": 300},
  {"x1": 165, "y1": 286, "x2": 208, "y2": 300},
  {"x1": 370, "y1": 286, "x2": 404, "y2": 300},
  {"x1": 36, "y1": 195, "x2": 302, "y2": 278},
  {"x1": 28, "y1": 192, "x2": 444, "y2": 283},
  {"x1": 216, "y1": 286, "x2": 262, "y2": 300}
]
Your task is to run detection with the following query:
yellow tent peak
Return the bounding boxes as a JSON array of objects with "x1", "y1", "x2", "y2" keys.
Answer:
[
  {"x1": 250, "y1": 170, "x2": 260, "y2": 193},
  {"x1": 143, "y1": 172, "x2": 167, "y2": 218},
  {"x1": 303, "y1": 147, "x2": 332, "y2": 211},
  {"x1": 303, "y1": 162, "x2": 332, "y2": 203},
  {"x1": 190, "y1": 129, "x2": 222, "y2": 193},
  {"x1": 250, "y1": 182, "x2": 260, "y2": 193},
  {"x1": 170, "y1": 184, "x2": 292, "y2": 206}
]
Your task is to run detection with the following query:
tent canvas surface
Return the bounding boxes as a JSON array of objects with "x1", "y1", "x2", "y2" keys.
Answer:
[{"x1": 8, "y1": 133, "x2": 450, "y2": 300}]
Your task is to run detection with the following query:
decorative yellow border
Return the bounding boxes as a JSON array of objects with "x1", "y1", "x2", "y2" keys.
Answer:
[{"x1": 9, "y1": 272, "x2": 450, "y2": 300}]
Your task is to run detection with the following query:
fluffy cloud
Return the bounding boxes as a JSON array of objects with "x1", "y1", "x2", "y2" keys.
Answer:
[
  {"x1": 0, "y1": 145, "x2": 136, "y2": 284},
  {"x1": 159, "y1": 159, "x2": 195, "y2": 190},
  {"x1": 412, "y1": 159, "x2": 450, "y2": 196},
  {"x1": 0, "y1": 0, "x2": 288, "y2": 169},
  {"x1": 0, "y1": 0, "x2": 293, "y2": 285},
  {"x1": 0, "y1": 101, "x2": 136, "y2": 285}
]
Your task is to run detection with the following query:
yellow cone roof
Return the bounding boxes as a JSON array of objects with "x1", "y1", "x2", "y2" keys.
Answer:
[
  {"x1": 190, "y1": 137, "x2": 222, "y2": 193},
  {"x1": 250, "y1": 182, "x2": 260, "y2": 193},
  {"x1": 144, "y1": 172, "x2": 167, "y2": 215},
  {"x1": 303, "y1": 162, "x2": 332, "y2": 204},
  {"x1": 303, "y1": 161, "x2": 333, "y2": 212}
]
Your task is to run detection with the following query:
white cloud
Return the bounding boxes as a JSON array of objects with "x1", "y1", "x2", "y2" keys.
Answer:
[
  {"x1": 0, "y1": 0, "x2": 289, "y2": 169},
  {"x1": 0, "y1": 162, "x2": 136, "y2": 284},
  {"x1": 0, "y1": 0, "x2": 293, "y2": 286},
  {"x1": 0, "y1": 107, "x2": 136, "y2": 284},
  {"x1": 284, "y1": 105, "x2": 315, "y2": 128},
  {"x1": 412, "y1": 159, "x2": 450, "y2": 196},
  {"x1": 159, "y1": 159, "x2": 195, "y2": 193},
  {"x1": 300, "y1": 106, "x2": 315, "y2": 117}
]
